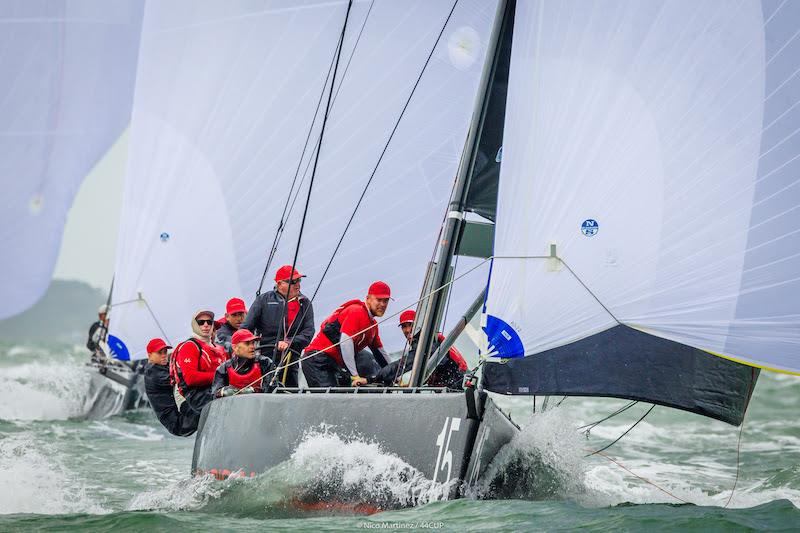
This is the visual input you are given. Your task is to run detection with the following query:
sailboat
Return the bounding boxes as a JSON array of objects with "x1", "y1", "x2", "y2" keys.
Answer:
[
  {"x1": 109, "y1": 0, "x2": 799, "y2": 506},
  {"x1": 0, "y1": 1, "x2": 147, "y2": 419}
]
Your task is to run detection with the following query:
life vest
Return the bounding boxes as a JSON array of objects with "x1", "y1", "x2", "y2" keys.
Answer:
[
  {"x1": 227, "y1": 360, "x2": 263, "y2": 392},
  {"x1": 168, "y1": 338, "x2": 225, "y2": 394}
]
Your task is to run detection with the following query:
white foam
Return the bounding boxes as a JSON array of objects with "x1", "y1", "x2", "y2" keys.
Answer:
[
  {"x1": 0, "y1": 435, "x2": 106, "y2": 515},
  {"x1": 0, "y1": 361, "x2": 91, "y2": 420}
]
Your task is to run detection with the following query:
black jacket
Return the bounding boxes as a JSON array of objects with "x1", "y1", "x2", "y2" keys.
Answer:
[
  {"x1": 214, "y1": 322, "x2": 237, "y2": 354},
  {"x1": 243, "y1": 290, "x2": 314, "y2": 358},
  {"x1": 86, "y1": 321, "x2": 106, "y2": 352},
  {"x1": 372, "y1": 334, "x2": 465, "y2": 390},
  {"x1": 211, "y1": 356, "x2": 276, "y2": 396},
  {"x1": 144, "y1": 362, "x2": 199, "y2": 436}
]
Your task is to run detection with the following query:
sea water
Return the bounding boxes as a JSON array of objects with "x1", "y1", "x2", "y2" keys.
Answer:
[{"x1": 0, "y1": 342, "x2": 797, "y2": 531}]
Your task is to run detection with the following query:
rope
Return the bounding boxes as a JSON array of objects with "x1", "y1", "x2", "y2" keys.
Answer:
[
  {"x1": 255, "y1": 0, "x2": 375, "y2": 296},
  {"x1": 587, "y1": 450, "x2": 691, "y2": 504},
  {"x1": 577, "y1": 400, "x2": 639, "y2": 431},
  {"x1": 723, "y1": 367, "x2": 756, "y2": 508},
  {"x1": 307, "y1": 0, "x2": 462, "y2": 304},
  {"x1": 585, "y1": 404, "x2": 655, "y2": 457}
]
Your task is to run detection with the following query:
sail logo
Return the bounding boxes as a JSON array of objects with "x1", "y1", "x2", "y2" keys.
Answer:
[{"x1": 581, "y1": 219, "x2": 599, "y2": 236}]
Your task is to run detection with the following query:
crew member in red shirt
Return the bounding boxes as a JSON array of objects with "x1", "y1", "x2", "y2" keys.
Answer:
[
  {"x1": 302, "y1": 281, "x2": 392, "y2": 387},
  {"x1": 170, "y1": 309, "x2": 228, "y2": 413}
]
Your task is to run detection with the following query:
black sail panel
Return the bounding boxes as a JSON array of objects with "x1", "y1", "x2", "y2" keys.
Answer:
[
  {"x1": 462, "y1": 0, "x2": 515, "y2": 222},
  {"x1": 481, "y1": 325, "x2": 759, "y2": 426}
]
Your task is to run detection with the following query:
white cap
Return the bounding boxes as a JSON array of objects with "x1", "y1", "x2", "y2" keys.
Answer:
[{"x1": 98, "y1": 304, "x2": 109, "y2": 314}]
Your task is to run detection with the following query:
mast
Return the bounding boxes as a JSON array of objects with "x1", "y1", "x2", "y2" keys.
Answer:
[{"x1": 410, "y1": 0, "x2": 512, "y2": 386}]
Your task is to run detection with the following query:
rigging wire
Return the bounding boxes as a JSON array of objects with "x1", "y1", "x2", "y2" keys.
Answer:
[
  {"x1": 723, "y1": 367, "x2": 756, "y2": 508},
  {"x1": 255, "y1": 0, "x2": 375, "y2": 296},
  {"x1": 585, "y1": 404, "x2": 655, "y2": 457},
  {"x1": 269, "y1": 0, "x2": 463, "y2": 382},
  {"x1": 308, "y1": 0, "x2": 462, "y2": 304},
  {"x1": 270, "y1": 0, "x2": 355, "y2": 381},
  {"x1": 577, "y1": 400, "x2": 639, "y2": 432}
]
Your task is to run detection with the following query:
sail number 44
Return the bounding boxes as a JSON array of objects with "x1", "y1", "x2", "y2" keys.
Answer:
[{"x1": 433, "y1": 417, "x2": 461, "y2": 483}]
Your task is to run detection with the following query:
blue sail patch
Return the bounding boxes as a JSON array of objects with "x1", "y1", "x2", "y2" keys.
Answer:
[
  {"x1": 483, "y1": 315, "x2": 524, "y2": 359},
  {"x1": 107, "y1": 334, "x2": 130, "y2": 361}
]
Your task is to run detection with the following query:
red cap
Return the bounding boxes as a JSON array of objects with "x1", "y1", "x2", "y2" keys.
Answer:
[
  {"x1": 146, "y1": 338, "x2": 172, "y2": 353},
  {"x1": 231, "y1": 328, "x2": 260, "y2": 345},
  {"x1": 368, "y1": 281, "x2": 392, "y2": 299},
  {"x1": 226, "y1": 297, "x2": 247, "y2": 314},
  {"x1": 274, "y1": 265, "x2": 304, "y2": 283},
  {"x1": 399, "y1": 309, "x2": 416, "y2": 326}
]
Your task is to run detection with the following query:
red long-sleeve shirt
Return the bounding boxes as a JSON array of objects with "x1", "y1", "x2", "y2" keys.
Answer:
[{"x1": 175, "y1": 338, "x2": 227, "y2": 387}]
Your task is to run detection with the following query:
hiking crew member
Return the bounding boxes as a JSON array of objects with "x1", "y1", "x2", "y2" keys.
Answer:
[
  {"x1": 303, "y1": 281, "x2": 392, "y2": 388},
  {"x1": 144, "y1": 338, "x2": 200, "y2": 436},
  {"x1": 372, "y1": 309, "x2": 468, "y2": 389},
  {"x1": 212, "y1": 329, "x2": 276, "y2": 398},
  {"x1": 86, "y1": 304, "x2": 110, "y2": 355},
  {"x1": 170, "y1": 309, "x2": 228, "y2": 414},
  {"x1": 215, "y1": 297, "x2": 248, "y2": 354},
  {"x1": 243, "y1": 265, "x2": 314, "y2": 387}
]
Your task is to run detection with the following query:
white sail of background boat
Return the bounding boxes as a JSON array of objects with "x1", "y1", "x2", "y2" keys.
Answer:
[{"x1": 0, "y1": 1, "x2": 143, "y2": 320}]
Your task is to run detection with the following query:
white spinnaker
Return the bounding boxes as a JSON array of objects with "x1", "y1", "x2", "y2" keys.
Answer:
[
  {"x1": 0, "y1": 1, "x2": 142, "y2": 319},
  {"x1": 111, "y1": 0, "x2": 497, "y2": 359},
  {"x1": 485, "y1": 0, "x2": 800, "y2": 374}
]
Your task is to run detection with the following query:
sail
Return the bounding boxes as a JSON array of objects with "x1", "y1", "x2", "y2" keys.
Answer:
[
  {"x1": 0, "y1": 1, "x2": 143, "y2": 319},
  {"x1": 481, "y1": 0, "x2": 800, "y2": 422},
  {"x1": 110, "y1": 0, "x2": 498, "y2": 359}
]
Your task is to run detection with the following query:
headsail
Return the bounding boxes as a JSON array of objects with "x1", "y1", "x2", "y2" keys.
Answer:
[
  {"x1": 482, "y1": 0, "x2": 800, "y2": 423},
  {"x1": 110, "y1": 0, "x2": 498, "y2": 359},
  {"x1": 0, "y1": 1, "x2": 143, "y2": 319}
]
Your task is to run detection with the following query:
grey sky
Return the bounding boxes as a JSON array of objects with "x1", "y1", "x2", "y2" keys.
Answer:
[{"x1": 53, "y1": 131, "x2": 128, "y2": 292}]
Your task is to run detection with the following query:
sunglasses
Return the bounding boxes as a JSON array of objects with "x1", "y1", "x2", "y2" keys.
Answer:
[
  {"x1": 196, "y1": 318, "x2": 214, "y2": 326},
  {"x1": 278, "y1": 279, "x2": 300, "y2": 285}
]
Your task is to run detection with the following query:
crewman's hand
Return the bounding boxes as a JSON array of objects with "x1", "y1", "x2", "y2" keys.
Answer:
[
  {"x1": 351, "y1": 375, "x2": 368, "y2": 387},
  {"x1": 277, "y1": 341, "x2": 289, "y2": 352}
]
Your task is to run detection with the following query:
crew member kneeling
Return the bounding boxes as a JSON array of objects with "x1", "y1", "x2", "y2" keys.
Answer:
[
  {"x1": 144, "y1": 338, "x2": 200, "y2": 436},
  {"x1": 212, "y1": 328, "x2": 276, "y2": 398}
]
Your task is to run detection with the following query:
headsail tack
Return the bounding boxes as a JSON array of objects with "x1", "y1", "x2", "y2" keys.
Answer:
[{"x1": 482, "y1": 0, "x2": 800, "y2": 422}]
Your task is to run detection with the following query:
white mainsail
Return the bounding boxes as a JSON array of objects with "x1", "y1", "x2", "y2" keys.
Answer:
[
  {"x1": 110, "y1": 0, "x2": 498, "y2": 360},
  {"x1": 484, "y1": 0, "x2": 800, "y2": 374},
  {"x1": 0, "y1": 1, "x2": 143, "y2": 319}
]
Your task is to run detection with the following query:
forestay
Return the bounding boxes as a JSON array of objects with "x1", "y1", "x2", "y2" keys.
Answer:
[
  {"x1": 0, "y1": 1, "x2": 143, "y2": 319},
  {"x1": 481, "y1": 0, "x2": 800, "y2": 420},
  {"x1": 110, "y1": 0, "x2": 498, "y2": 360}
]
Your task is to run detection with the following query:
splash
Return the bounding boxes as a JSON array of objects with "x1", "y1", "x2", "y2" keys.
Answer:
[
  {"x1": 0, "y1": 435, "x2": 106, "y2": 515},
  {"x1": 130, "y1": 427, "x2": 455, "y2": 516},
  {"x1": 470, "y1": 409, "x2": 588, "y2": 501},
  {"x1": 0, "y1": 360, "x2": 92, "y2": 420}
]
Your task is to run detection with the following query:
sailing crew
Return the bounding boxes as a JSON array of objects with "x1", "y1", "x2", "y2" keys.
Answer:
[
  {"x1": 86, "y1": 304, "x2": 110, "y2": 357},
  {"x1": 212, "y1": 329, "x2": 276, "y2": 398},
  {"x1": 144, "y1": 338, "x2": 200, "y2": 436},
  {"x1": 215, "y1": 297, "x2": 248, "y2": 354},
  {"x1": 243, "y1": 265, "x2": 315, "y2": 387},
  {"x1": 169, "y1": 309, "x2": 229, "y2": 414},
  {"x1": 371, "y1": 309, "x2": 467, "y2": 388},
  {"x1": 302, "y1": 281, "x2": 392, "y2": 387}
]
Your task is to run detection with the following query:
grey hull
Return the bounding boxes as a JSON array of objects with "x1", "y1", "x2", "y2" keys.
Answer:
[
  {"x1": 83, "y1": 363, "x2": 149, "y2": 420},
  {"x1": 192, "y1": 388, "x2": 518, "y2": 503}
]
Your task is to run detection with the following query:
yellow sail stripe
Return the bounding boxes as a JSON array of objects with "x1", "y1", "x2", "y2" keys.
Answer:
[{"x1": 626, "y1": 323, "x2": 800, "y2": 376}]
